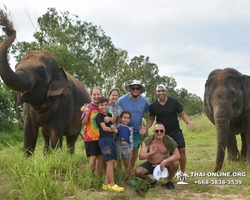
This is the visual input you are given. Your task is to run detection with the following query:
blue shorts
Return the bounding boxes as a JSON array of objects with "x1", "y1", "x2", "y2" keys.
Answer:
[
  {"x1": 133, "y1": 132, "x2": 140, "y2": 148},
  {"x1": 98, "y1": 137, "x2": 117, "y2": 161}
]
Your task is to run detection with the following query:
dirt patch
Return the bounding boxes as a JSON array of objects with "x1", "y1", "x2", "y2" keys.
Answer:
[{"x1": 158, "y1": 189, "x2": 247, "y2": 200}]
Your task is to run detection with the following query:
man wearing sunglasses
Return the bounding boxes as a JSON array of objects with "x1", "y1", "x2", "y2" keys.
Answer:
[
  {"x1": 134, "y1": 123, "x2": 180, "y2": 189},
  {"x1": 140, "y1": 84, "x2": 193, "y2": 175},
  {"x1": 117, "y1": 80, "x2": 150, "y2": 185}
]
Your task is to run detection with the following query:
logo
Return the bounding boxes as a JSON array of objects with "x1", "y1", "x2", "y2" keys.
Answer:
[{"x1": 174, "y1": 171, "x2": 189, "y2": 185}]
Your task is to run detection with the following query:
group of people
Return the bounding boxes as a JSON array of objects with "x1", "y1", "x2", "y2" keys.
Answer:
[{"x1": 80, "y1": 80, "x2": 193, "y2": 192}]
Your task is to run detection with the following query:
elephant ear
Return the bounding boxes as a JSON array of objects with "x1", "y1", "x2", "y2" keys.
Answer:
[
  {"x1": 47, "y1": 67, "x2": 69, "y2": 97},
  {"x1": 242, "y1": 75, "x2": 250, "y2": 110}
]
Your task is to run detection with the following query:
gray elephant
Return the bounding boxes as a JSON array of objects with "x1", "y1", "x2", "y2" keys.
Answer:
[
  {"x1": 0, "y1": 9, "x2": 91, "y2": 156},
  {"x1": 204, "y1": 68, "x2": 250, "y2": 171}
]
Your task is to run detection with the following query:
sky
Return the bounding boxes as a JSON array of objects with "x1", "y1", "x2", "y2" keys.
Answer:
[{"x1": 1, "y1": 0, "x2": 250, "y2": 99}]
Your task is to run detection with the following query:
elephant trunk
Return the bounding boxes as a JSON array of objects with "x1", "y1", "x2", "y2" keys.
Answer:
[
  {"x1": 0, "y1": 11, "x2": 30, "y2": 91},
  {"x1": 213, "y1": 106, "x2": 231, "y2": 172}
]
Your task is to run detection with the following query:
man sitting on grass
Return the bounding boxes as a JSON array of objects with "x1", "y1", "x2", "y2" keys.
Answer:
[{"x1": 134, "y1": 123, "x2": 180, "y2": 189}]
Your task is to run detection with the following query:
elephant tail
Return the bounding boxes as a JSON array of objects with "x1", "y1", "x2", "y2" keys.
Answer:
[{"x1": 79, "y1": 132, "x2": 84, "y2": 141}]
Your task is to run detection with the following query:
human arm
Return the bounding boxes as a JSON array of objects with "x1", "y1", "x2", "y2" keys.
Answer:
[
  {"x1": 100, "y1": 123, "x2": 118, "y2": 133},
  {"x1": 159, "y1": 147, "x2": 180, "y2": 171},
  {"x1": 104, "y1": 116, "x2": 116, "y2": 123},
  {"x1": 139, "y1": 115, "x2": 155, "y2": 135},
  {"x1": 139, "y1": 142, "x2": 157, "y2": 160},
  {"x1": 104, "y1": 107, "x2": 116, "y2": 123},
  {"x1": 179, "y1": 111, "x2": 193, "y2": 127},
  {"x1": 81, "y1": 106, "x2": 90, "y2": 126}
]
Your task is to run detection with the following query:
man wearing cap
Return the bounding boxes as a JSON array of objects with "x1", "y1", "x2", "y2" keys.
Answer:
[
  {"x1": 117, "y1": 80, "x2": 150, "y2": 183},
  {"x1": 140, "y1": 84, "x2": 193, "y2": 174}
]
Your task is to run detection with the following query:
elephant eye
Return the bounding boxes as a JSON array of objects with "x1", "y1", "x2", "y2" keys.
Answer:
[
  {"x1": 36, "y1": 66, "x2": 46, "y2": 78},
  {"x1": 230, "y1": 92, "x2": 238, "y2": 100},
  {"x1": 39, "y1": 70, "x2": 45, "y2": 76}
]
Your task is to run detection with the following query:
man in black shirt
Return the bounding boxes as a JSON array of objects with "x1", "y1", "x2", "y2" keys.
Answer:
[{"x1": 140, "y1": 84, "x2": 193, "y2": 173}]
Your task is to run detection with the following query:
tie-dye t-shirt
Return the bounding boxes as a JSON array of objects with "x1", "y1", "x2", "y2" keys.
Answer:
[{"x1": 81, "y1": 102, "x2": 113, "y2": 142}]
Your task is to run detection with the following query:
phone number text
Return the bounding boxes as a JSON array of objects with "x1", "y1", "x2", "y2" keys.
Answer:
[{"x1": 194, "y1": 180, "x2": 243, "y2": 185}]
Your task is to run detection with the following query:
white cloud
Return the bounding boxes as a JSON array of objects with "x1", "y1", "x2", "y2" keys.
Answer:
[
  {"x1": 1, "y1": 0, "x2": 250, "y2": 99},
  {"x1": 174, "y1": 76, "x2": 207, "y2": 99}
]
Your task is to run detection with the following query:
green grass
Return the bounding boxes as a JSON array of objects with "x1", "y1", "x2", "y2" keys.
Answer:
[
  {"x1": 0, "y1": 113, "x2": 250, "y2": 200},
  {"x1": 0, "y1": 130, "x2": 23, "y2": 149}
]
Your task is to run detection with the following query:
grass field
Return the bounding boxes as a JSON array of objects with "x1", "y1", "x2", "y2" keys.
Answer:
[{"x1": 0, "y1": 113, "x2": 250, "y2": 200}]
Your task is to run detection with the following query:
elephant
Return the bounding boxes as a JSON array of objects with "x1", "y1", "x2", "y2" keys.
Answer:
[
  {"x1": 204, "y1": 68, "x2": 250, "y2": 171},
  {"x1": 0, "y1": 9, "x2": 91, "y2": 156}
]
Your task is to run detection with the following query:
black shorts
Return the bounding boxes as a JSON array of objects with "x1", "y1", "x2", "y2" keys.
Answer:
[
  {"x1": 167, "y1": 129, "x2": 185, "y2": 149},
  {"x1": 84, "y1": 141, "x2": 102, "y2": 157},
  {"x1": 139, "y1": 161, "x2": 156, "y2": 174}
]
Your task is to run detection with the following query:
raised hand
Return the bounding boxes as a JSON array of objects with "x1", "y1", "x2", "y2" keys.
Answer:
[
  {"x1": 139, "y1": 126, "x2": 147, "y2": 135},
  {"x1": 149, "y1": 144, "x2": 157, "y2": 156},
  {"x1": 80, "y1": 103, "x2": 89, "y2": 113}
]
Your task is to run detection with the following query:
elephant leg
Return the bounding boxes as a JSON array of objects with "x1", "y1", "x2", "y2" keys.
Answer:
[
  {"x1": 245, "y1": 126, "x2": 250, "y2": 167},
  {"x1": 227, "y1": 128, "x2": 239, "y2": 161},
  {"x1": 42, "y1": 128, "x2": 50, "y2": 155},
  {"x1": 48, "y1": 122, "x2": 63, "y2": 150},
  {"x1": 240, "y1": 133, "x2": 247, "y2": 162},
  {"x1": 23, "y1": 115, "x2": 39, "y2": 156},
  {"x1": 66, "y1": 134, "x2": 79, "y2": 154}
]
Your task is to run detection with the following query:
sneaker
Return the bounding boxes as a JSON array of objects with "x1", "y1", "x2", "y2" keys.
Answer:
[
  {"x1": 108, "y1": 184, "x2": 125, "y2": 192},
  {"x1": 149, "y1": 181, "x2": 157, "y2": 188},
  {"x1": 162, "y1": 182, "x2": 175, "y2": 189},
  {"x1": 102, "y1": 184, "x2": 110, "y2": 190}
]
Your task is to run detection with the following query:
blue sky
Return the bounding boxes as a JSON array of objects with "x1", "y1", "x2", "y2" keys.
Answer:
[{"x1": 2, "y1": 0, "x2": 250, "y2": 99}]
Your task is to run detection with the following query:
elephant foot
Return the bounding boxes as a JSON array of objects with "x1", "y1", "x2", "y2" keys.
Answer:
[
  {"x1": 247, "y1": 161, "x2": 250, "y2": 168},
  {"x1": 227, "y1": 151, "x2": 240, "y2": 162},
  {"x1": 240, "y1": 155, "x2": 246, "y2": 162},
  {"x1": 213, "y1": 163, "x2": 223, "y2": 172},
  {"x1": 24, "y1": 148, "x2": 35, "y2": 157}
]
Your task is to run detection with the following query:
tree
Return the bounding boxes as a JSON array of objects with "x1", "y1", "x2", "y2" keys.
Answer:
[
  {"x1": 175, "y1": 88, "x2": 203, "y2": 115},
  {"x1": 0, "y1": 81, "x2": 22, "y2": 131},
  {"x1": 111, "y1": 53, "x2": 160, "y2": 102},
  {"x1": 11, "y1": 7, "x2": 117, "y2": 89},
  {"x1": 7, "y1": 7, "x2": 203, "y2": 120}
]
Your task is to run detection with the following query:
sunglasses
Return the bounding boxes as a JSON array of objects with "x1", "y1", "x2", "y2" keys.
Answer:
[
  {"x1": 154, "y1": 129, "x2": 164, "y2": 133},
  {"x1": 157, "y1": 90, "x2": 166, "y2": 92},
  {"x1": 131, "y1": 87, "x2": 140, "y2": 91}
]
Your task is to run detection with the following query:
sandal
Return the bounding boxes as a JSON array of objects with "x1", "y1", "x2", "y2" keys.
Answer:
[
  {"x1": 128, "y1": 179, "x2": 136, "y2": 186},
  {"x1": 102, "y1": 184, "x2": 110, "y2": 190},
  {"x1": 108, "y1": 184, "x2": 125, "y2": 192}
]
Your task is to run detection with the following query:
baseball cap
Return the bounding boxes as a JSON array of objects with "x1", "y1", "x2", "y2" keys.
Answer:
[
  {"x1": 153, "y1": 165, "x2": 169, "y2": 180},
  {"x1": 156, "y1": 84, "x2": 167, "y2": 91}
]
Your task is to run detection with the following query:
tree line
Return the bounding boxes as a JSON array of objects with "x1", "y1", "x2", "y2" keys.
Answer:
[{"x1": 0, "y1": 8, "x2": 203, "y2": 132}]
